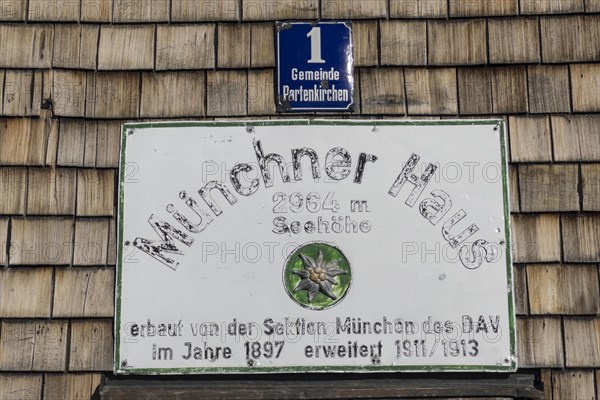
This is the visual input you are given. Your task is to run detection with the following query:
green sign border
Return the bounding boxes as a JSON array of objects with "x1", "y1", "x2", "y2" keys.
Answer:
[{"x1": 115, "y1": 119, "x2": 516, "y2": 375}]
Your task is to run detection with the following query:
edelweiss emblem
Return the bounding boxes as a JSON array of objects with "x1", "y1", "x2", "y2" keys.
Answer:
[
  {"x1": 293, "y1": 251, "x2": 347, "y2": 302},
  {"x1": 283, "y1": 243, "x2": 352, "y2": 310}
]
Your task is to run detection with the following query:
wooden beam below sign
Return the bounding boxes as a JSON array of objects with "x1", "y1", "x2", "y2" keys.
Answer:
[{"x1": 100, "y1": 374, "x2": 543, "y2": 400}]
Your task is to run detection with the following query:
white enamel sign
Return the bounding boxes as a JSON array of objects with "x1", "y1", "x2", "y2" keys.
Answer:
[{"x1": 116, "y1": 120, "x2": 516, "y2": 374}]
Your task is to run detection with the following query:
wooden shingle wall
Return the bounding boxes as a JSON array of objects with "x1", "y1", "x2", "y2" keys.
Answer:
[{"x1": 0, "y1": 0, "x2": 599, "y2": 398}]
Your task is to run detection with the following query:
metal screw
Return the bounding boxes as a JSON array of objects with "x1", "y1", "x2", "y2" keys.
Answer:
[
  {"x1": 246, "y1": 359, "x2": 255, "y2": 367},
  {"x1": 371, "y1": 355, "x2": 381, "y2": 365},
  {"x1": 371, "y1": 126, "x2": 378, "y2": 132},
  {"x1": 127, "y1": 129, "x2": 135, "y2": 136},
  {"x1": 246, "y1": 126, "x2": 255, "y2": 134},
  {"x1": 121, "y1": 360, "x2": 127, "y2": 367}
]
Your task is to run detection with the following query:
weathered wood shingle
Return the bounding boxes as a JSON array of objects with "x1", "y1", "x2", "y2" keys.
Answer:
[
  {"x1": 587, "y1": 0, "x2": 600, "y2": 12},
  {"x1": 156, "y1": 25, "x2": 215, "y2": 70},
  {"x1": 528, "y1": 65, "x2": 571, "y2": 113},
  {"x1": 428, "y1": 20, "x2": 487, "y2": 65},
  {"x1": 53, "y1": 25, "x2": 98, "y2": 69},
  {"x1": 172, "y1": 0, "x2": 239, "y2": 21},
  {"x1": 509, "y1": 116, "x2": 553, "y2": 162},
  {"x1": 513, "y1": 265, "x2": 528, "y2": 314},
  {"x1": 552, "y1": 115, "x2": 600, "y2": 161},
  {"x1": 0, "y1": 374, "x2": 42, "y2": 400},
  {"x1": 489, "y1": 18, "x2": 540, "y2": 64},
  {"x1": 518, "y1": 164, "x2": 579, "y2": 212},
  {"x1": 96, "y1": 121, "x2": 121, "y2": 168},
  {"x1": 541, "y1": 15, "x2": 600, "y2": 62},
  {"x1": 521, "y1": 0, "x2": 585, "y2": 14},
  {"x1": 43, "y1": 373, "x2": 102, "y2": 400},
  {"x1": 83, "y1": 121, "x2": 97, "y2": 168},
  {"x1": 405, "y1": 68, "x2": 458, "y2": 114},
  {"x1": 81, "y1": 0, "x2": 112, "y2": 22},
  {"x1": 570, "y1": 63, "x2": 600, "y2": 112},
  {"x1": 0, "y1": 320, "x2": 68, "y2": 370},
  {"x1": 390, "y1": 0, "x2": 447, "y2": 18},
  {"x1": 509, "y1": 165, "x2": 520, "y2": 212},
  {"x1": 458, "y1": 68, "x2": 492, "y2": 114},
  {"x1": 527, "y1": 264, "x2": 600, "y2": 314},
  {"x1": 449, "y1": 0, "x2": 518, "y2": 16},
  {"x1": 321, "y1": 0, "x2": 386, "y2": 19},
  {"x1": 380, "y1": 21, "x2": 427, "y2": 66},
  {"x1": 350, "y1": 70, "x2": 361, "y2": 115},
  {"x1": 98, "y1": 26, "x2": 155, "y2": 70},
  {"x1": 0, "y1": 118, "x2": 48, "y2": 166},
  {"x1": 86, "y1": 72, "x2": 141, "y2": 118},
  {"x1": 248, "y1": 70, "x2": 275, "y2": 115},
  {"x1": 0, "y1": 25, "x2": 53, "y2": 68},
  {"x1": 108, "y1": 217, "x2": 117, "y2": 265},
  {"x1": 141, "y1": 72, "x2": 206, "y2": 118},
  {"x1": 69, "y1": 320, "x2": 113, "y2": 371},
  {"x1": 10, "y1": 218, "x2": 73, "y2": 265},
  {"x1": 112, "y1": 0, "x2": 169, "y2": 22},
  {"x1": 564, "y1": 318, "x2": 600, "y2": 366},
  {"x1": 27, "y1": 168, "x2": 76, "y2": 215},
  {"x1": 51, "y1": 70, "x2": 87, "y2": 117},
  {"x1": 243, "y1": 0, "x2": 317, "y2": 20},
  {"x1": 207, "y1": 71, "x2": 248, "y2": 116},
  {"x1": 73, "y1": 219, "x2": 110, "y2": 266},
  {"x1": 2, "y1": 70, "x2": 42, "y2": 117},
  {"x1": 250, "y1": 23, "x2": 275, "y2": 67},
  {"x1": 352, "y1": 21, "x2": 378, "y2": 67},
  {"x1": 0, "y1": 268, "x2": 53, "y2": 317},
  {"x1": 511, "y1": 214, "x2": 561, "y2": 263},
  {"x1": 491, "y1": 66, "x2": 528, "y2": 113},
  {"x1": 57, "y1": 120, "x2": 85, "y2": 167},
  {"x1": 0, "y1": 167, "x2": 26, "y2": 214},
  {"x1": 552, "y1": 370, "x2": 597, "y2": 400},
  {"x1": 53, "y1": 267, "x2": 114, "y2": 317},
  {"x1": 540, "y1": 370, "x2": 553, "y2": 400},
  {"x1": 517, "y1": 317, "x2": 564, "y2": 367},
  {"x1": 28, "y1": 0, "x2": 80, "y2": 21},
  {"x1": 76, "y1": 169, "x2": 115, "y2": 216},
  {"x1": 44, "y1": 113, "x2": 59, "y2": 167},
  {"x1": 0, "y1": 218, "x2": 8, "y2": 265},
  {"x1": 218, "y1": 24, "x2": 251, "y2": 68},
  {"x1": 582, "y1": 164, "x2": 600, "y2": 210},
  {"x1": 0, "y1": 0, "x2": 27, "y2": 20},
  {"x1": 562, "y1": 214, "x2": 600, "y2": 262},
  {"x1": 360, "y1": 68, "x2": 405, "y2": 115}
]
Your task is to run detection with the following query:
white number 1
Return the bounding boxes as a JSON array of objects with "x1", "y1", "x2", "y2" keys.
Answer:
[{"x1": 307, "y1": 27, "x2": 325, "y2": 64}]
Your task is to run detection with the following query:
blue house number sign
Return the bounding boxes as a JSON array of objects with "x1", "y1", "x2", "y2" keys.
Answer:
[{"x1": 277, "y1": 22, "x2": 354, "y2": 112}]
